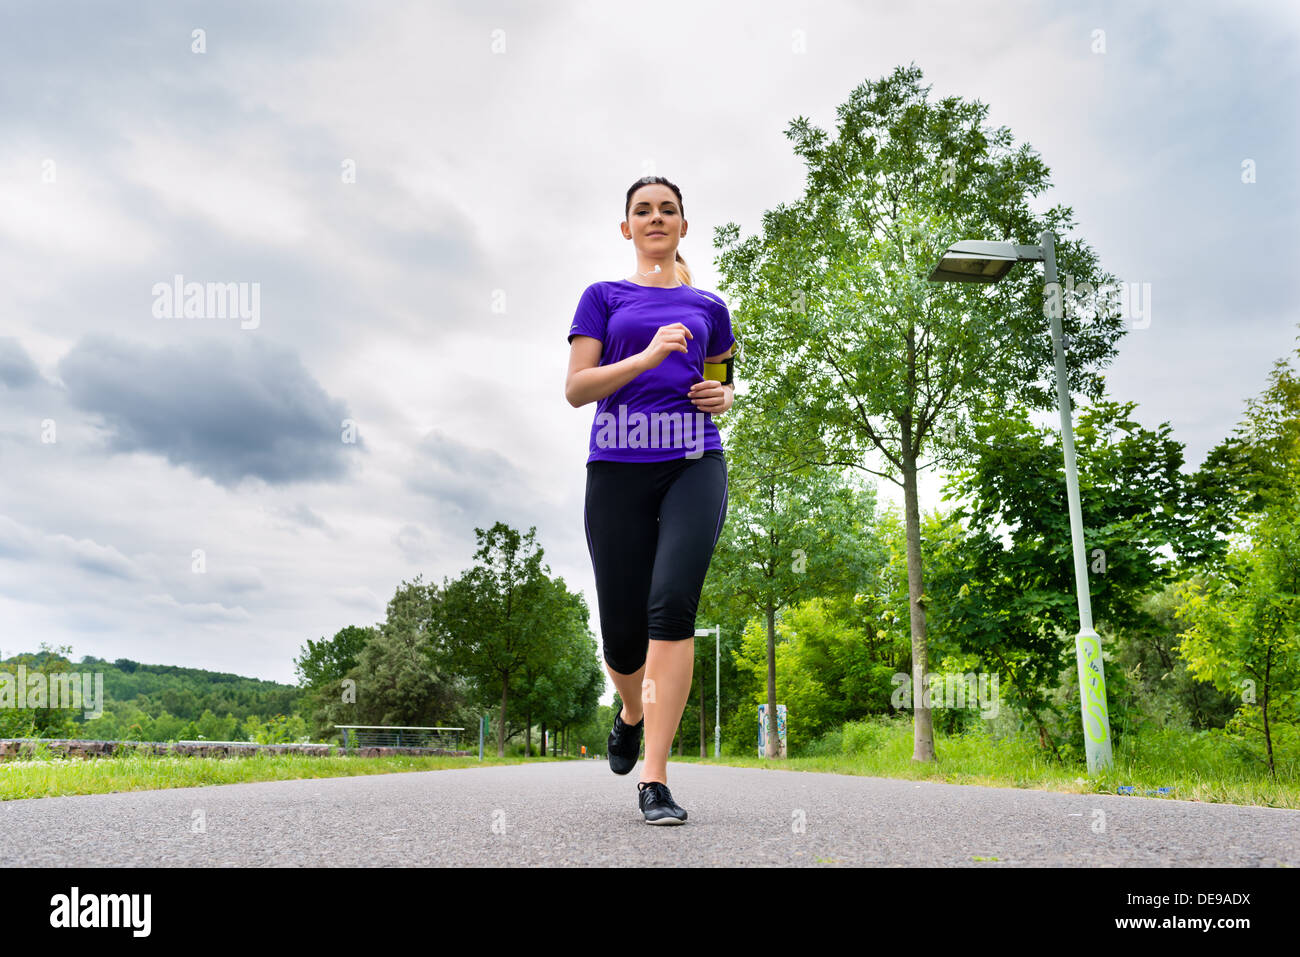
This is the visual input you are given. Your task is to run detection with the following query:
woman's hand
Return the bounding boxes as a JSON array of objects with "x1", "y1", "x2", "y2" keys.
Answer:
[
  {"x1": 688, "y1": 379, "x2": 733, "y2": 415},
  {"x1": 639, "y1": 322, "x2": 693, "y2": 370}
]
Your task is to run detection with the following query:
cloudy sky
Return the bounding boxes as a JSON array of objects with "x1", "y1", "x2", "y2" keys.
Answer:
[{"x1": 1, "y1": 1, "x2": 1296, "y2": 699}]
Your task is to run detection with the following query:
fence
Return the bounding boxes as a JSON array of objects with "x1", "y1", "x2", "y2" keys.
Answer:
[{"x1": 334, "y1": 725, "x2": 464, "y2": 752}]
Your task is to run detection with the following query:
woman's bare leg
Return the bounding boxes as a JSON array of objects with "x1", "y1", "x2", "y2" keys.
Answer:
[
  {"x1": 605, "y1": 660, "x2": 645, "y2": 725},
  {"x1": 640, "y1": 636, "x2": 694, "y2": 785}
]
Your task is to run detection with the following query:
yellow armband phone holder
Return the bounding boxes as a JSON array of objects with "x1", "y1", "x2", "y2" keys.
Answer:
[{"x1": 702, "y1": 341, "x2": 737, "y2": 385}]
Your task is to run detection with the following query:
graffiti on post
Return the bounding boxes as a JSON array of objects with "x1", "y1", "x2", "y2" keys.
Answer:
[
  {"x1": 758, "y1": 703, "x2": 787, "y2": 758},
  {"x1": 1078, "y1": 633, "x2": 1110, "y2": 744}
]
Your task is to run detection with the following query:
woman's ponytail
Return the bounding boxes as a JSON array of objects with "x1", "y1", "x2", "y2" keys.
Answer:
[{"x1": 674, "y1": 250, "x2": 693, "y2": 287}]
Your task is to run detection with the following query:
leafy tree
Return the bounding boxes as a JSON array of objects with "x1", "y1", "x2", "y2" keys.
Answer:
[
  {"x1": 196, "y1": 708, "x2": 239, "y2": 741},
  {"x1": 343, "y1": 578, "x2": 464, "y2": 731},
  {"x1": 439, "y1": 523, "x2": 584, "y2": 756},
  {"x1": 706, "y1": 382, "x2": 884, "y2": 758},
  {"x1": 929, "y1": 398, "x2": 1216, "y2": 757},
  {"x1": 732, "y1": 595, "x2": 902, "y2": 750},
  {"x1": 294, "y1": 624, "x2": 374, "y2": 688},
  {"x1": 1109, "y1": 582, "x2": 1238, "y2": 733},
  {"x1": 515, "y1": 576, "x2": 603, "y2": 757},
  {"x1": 0, "y1": 643, "x2": 80, "y2": 739},
  {"x1": 149, "y1": 711, "x2": 187, "y2": 742},
  {"x1": 81, "y1": 710, "x2": 124, "y2": 741},
  {"x1": 242, "y1": 713, "x2": 311, "y2": 744},
  {"x1": 1175, "y1": 450, "x2": 1300, "y2": 777},
  {"x1": 715, "y1": 64, "x2": 1125, "y2": 760},
  {"x1": 1192, "y1": 326, "x2": 1300, "y2": 531}
]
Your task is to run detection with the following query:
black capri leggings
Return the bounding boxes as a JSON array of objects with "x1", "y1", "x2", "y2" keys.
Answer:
[{"x1": 583, "y1": 449, "x2": 729, "y2": 675}]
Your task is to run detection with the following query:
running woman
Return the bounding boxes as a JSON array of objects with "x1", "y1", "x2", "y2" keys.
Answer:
[{"x1": 564, "y1": 176, "x2": 736, "y2": 825}]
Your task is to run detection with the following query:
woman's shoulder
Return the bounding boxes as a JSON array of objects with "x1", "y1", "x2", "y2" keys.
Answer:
[
  {"x1": 591, "y1": 279, "x2": 728, "y2": 313},
  {"x1": 685, "y1": 285, "x2": 726, "y2": 306},
  {"x1": 680, "y1": 284, "x2": 729, "y2": 318}
]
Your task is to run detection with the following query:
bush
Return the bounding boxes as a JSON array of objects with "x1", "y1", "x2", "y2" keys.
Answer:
[
  {"x1": 799, "y1": 727, "x2": 843, "y2": 757},
  {"x1": 841, "y1": 716, "x2": 895, "y2": 755}
]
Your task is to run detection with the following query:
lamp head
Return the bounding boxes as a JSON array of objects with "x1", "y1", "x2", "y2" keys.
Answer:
[{"x1": 927, "y1": 240, "x2": 1021, "y2": 283}]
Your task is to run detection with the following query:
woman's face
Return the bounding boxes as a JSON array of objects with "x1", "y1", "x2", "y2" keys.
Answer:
[{"x1": 624, "y1": 184, "x2": 685, "y2": 255}]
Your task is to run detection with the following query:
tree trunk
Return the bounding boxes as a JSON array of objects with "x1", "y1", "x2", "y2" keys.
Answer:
[
  {"x1": 901, "y1": 438, "x2": 936, "y2": 762},
  {"x1": 526, "y1": 710, "x2": 532, "y2": 757},
  {"x1": 766, "y1": 601, "x2": 780, "y2": 759},
  {"x1": 540, "y1": 721, "x2": 547, "y2": 759},
  {"x1": 1262, "y1": 646, "x2": 1274, "y2": 778},
  {"x1": 498, "y1": 678, "x2": 508, "y2": 757}
]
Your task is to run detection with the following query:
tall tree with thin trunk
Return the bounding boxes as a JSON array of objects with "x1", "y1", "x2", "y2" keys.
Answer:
[
  {"x1": 704, "y1": 389, "x2": 883, "y2": 758},
  {"x1": 1175, "y1": 454, "x2": 1300, "y2": 778},
  {"x1": 440, "y1": 523, "x2": 568, "y2": 757},
  {"x1": 714, "y1": 65, "x2": 1124, "y2": 760}
]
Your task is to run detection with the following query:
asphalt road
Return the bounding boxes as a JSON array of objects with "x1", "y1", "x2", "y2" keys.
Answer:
[{"x1": 2, "y1": 760, "x2": 1296, "y2": 866}]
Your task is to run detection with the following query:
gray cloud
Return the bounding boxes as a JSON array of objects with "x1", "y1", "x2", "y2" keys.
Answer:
[
  {"x1": 0, "y1": 515, "x2": 143, "y2": 582},
  {"x1": 394, "y1": 523, "x2": 432, "y2": 562},
  {"x1": 211, "y1": 565, "x2": 265, "y2": 594},
  {"x1": 61, "y1": 535, "x2": 142, "y2": 581},
  {"x1": 142, "y1": 593, "x2": 251, "y2": 623},
  {"x1": 0, "y1": 337, "x2": 40, "y2": 389},
  {"x1": 333, "y1": 586, "x2": 383, "y2": 613},
  {"x1": 405, "y1": 429, "x2": 545, "y2": 533},
  {"x1": 0, "y1": 515, "x2": 29, "y2": 559},
  {"x1": 270, "y1": 502, "x2": 335, "y2": 535},
  {"x1": 57, "y1": 333, "x2": 363, "y2": 487}
]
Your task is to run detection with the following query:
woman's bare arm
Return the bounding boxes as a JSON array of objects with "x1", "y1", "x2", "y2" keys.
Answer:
[
  {"x1": 564, "y1": 336, "x2": 648, "y2": 408},
  {"x1": 565, "y1": 322, "x2": 695, "y2": 408}
]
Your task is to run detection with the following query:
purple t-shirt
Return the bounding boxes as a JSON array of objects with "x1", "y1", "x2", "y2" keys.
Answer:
[{"x1": 567, "y1": 279, "x2": 736, "y2": 463}]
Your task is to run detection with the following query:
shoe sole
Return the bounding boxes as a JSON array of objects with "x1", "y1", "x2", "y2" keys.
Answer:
[
  {"x1": 608, "y1": 745, "x2": 638, "y2": 774},
  {"x1": 643, "y1": 815, "x2": 687, "y2": 825}
]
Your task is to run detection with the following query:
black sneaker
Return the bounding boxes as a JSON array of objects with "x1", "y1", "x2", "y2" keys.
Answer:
[
  {"x1": 607, "y1": 709, "x2": 643, "y2": 775},
  {"x1": 638, "y1": 780, "x2": 687, "y2": 825}
]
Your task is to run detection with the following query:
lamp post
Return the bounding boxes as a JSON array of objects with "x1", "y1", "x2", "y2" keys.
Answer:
[
  {"x1": 695, "y1": 625, "x2": 721, "y2": 757},
  {"x1": 927, "y1": 230, "x2": 1113, "y2": 773}
]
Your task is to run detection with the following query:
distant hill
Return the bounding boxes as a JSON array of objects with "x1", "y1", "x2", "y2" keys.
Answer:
[{"x1": 1, "y1": 649, "x2": 307, "y2": 743}]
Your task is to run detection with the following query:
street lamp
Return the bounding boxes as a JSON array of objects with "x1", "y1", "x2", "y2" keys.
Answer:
[
  {"x1": 695, "y1": 625, "x2": 721, "y2": 758},
  {"x1": 928, "y1": 230, "x2": 1114, "y2": 774}
]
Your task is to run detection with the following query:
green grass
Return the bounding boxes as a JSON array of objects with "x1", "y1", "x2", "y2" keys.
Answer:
[
  {"x1": 0, "y1": 739, "x2": 577, "y2": 801},
  {"x1": 668, "y1": 718, "x2": 1300, "y2": 809},
  {"x1": 4, "y1": 721, "x2": 1296, "y2": 808}
]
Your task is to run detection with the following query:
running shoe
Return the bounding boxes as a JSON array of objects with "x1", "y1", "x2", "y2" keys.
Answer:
[
  {"x1": 607, "y1": 708, "x2": 643, "y2": 775},
  {"x1": 638, "y1": 780, "x2": 687, "y2": 824}
]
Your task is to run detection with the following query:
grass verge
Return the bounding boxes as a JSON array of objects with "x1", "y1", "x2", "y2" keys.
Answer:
[
  {"x1": 0, "y1": 740, "x2": 576, "y2": 801},
  {"x1": 673, "y1": 718, "x2": 1300, "y2": 809},
  {"x1": 4, "y1": 721, "x2": 1296, "y2": 809}
]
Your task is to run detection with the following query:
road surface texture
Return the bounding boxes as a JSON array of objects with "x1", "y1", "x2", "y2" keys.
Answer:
[{"x1": 2, "y1": 760, "x2": 1296, "y2": 866}]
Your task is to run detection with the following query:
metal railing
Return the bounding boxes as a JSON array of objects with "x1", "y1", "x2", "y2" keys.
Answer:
[{"x1": 334, "y1": 725, "x2": 465, "y2": 751}]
